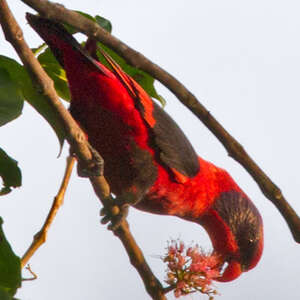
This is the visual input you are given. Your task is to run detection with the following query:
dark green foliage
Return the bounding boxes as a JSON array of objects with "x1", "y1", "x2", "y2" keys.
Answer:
[
  {"x1": 0, "y1": 218, "x2": 21, "y2": 297},
  {"x1": 0, "y1": 148, "x2": 21, "y2": 196},
  {"x1": 38, "y1": 48, "x2": 70, "y2": 101},
  {"x1": 0, "y1": 68, "x2": 23, "y2": 127},
  {"x1": 95, "y1": 15, "x2": 112, "y2": 33},
  {"x1": 0, "y1": 55, "x2": 65, "y2": 146},
  {"x1": 0, "y1": 288, "x2": 13, "y2": 300}
]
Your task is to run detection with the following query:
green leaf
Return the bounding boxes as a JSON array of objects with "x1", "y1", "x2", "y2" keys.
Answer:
[
  {"x1": 155, "y1": 95, "x2": 167, "y2": 108},
  {"x1": 31, "y1": 43, "x2": 47, "y2": 56},
  {"x1": 0, "y1": 69, "x2": 24, "y2": 126},
  {"x1": 38, "y1": 48, "x2": 70, "y2": 101},
  {"x1": 0, "y1": 217, "x2": 21, "y2": 296},
  {"x1": 0, "y1": 148, "x2": 21, "y2": 196},
  {"x1": 0, "y1": 287, "x2": 12, "y2": 300},
  {"x1": 0, "y1": 55, "x2": 65, "y2": 147},
  {"x1": 95, "y1": 15, "x2": 112, "y2": 33},
  {"x1": 64, "y1": 11, "x2": 112, "y2": 33}
]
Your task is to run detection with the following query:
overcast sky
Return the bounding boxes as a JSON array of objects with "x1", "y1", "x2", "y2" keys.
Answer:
[{"x1": 1, "y1": 1, "x2": 300, "y2": 299}]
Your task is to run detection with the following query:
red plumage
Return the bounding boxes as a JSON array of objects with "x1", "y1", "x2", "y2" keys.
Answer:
[{"x1": 27, "y1": 14, "x2": 263, "y2": 282}]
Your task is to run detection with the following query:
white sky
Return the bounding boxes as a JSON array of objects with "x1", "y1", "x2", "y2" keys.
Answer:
[{"x1": 1, "y1": 1, "x2": 300, "y2": 299}]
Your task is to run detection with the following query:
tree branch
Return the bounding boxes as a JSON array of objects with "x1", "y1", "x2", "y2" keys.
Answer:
[
  {"x1": 21, "y1": 156, "x2": 75, "y2": 268},
  {"x1": 20, "y1": 0, "x2": 300, "y2": 243},
  {"x1": 0, "y1": 1, "x2": 166, "y2": 299}
]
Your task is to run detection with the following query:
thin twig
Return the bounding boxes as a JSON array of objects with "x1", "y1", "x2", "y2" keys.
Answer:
[
  {"x1": 0, "y1": 2, "x2": 166, "y2": 299},
  {"x1": 163, "y1": 285, "x2": 176, "y2": 294},
  {"x1": 22, "y1": 264, "x2": 38, "y2": 281},
  {"x1": 21, "y1": 156, "x2": 75, "y2": 268},
  {"x1": 20, "y1": 0, "x2": 300, "y2": 243}
]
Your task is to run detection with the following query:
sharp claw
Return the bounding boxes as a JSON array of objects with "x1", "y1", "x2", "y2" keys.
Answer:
[
  {"x1": 100, "y1": 208, "x2": 106, "y2": 216},
  {"x1": 99, "y1": 204, "x2": 129, "y2": 231},
  {"x1": 100, "y1": 215, "x2": 111, "y2": 224},
  {"x1": 100, "y1": 219, "x2": 108, "y2": 225},
  {"x1": 99, "y1": 189, "x2": 140, "y2": 231}
]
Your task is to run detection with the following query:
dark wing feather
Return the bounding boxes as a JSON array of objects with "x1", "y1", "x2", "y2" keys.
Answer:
[
  {"x1": 151, "y1": 102, "x2": 200, "y2": 179},
  {"x1": 100, "y1": 48, "x2": 200, "y2": 180}
]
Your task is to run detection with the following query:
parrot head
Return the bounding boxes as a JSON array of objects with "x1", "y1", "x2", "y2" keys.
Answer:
[{"x1": 200, "y1": 190, "x2": 263, "y2": 282}]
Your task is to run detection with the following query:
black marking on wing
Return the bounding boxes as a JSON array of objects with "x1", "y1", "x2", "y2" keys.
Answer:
[
  {"x1": 212, "y1": 190, "x2": 263, "y2": 268},
  {"x1": 151, "y1": 102, "x2": 200, "y2": 178}
]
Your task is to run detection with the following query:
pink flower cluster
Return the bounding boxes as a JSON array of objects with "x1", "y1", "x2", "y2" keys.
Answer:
[{"x1": 163, "y1": 240, "x2": 222, "y2": 298}]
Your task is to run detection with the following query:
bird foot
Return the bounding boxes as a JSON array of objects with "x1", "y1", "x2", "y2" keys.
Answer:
[
  {"x1": 73, "y1": 143, "x2": 104, "y2": 177},
  {"x1": 100, "y1": 203, "x2": 129, "y2": 231},
  {"x1": 100, "y1": 190, "x2": 142, "y2": 230}
]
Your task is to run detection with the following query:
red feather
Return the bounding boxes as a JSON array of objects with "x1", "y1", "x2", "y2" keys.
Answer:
[{"x1": 27, "y1": 14, "x2": 263, "y2": 282}]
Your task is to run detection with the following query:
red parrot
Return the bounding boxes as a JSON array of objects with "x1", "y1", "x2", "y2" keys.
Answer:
[{"x1": 27, "y1": 13, "x2": 263, "y2": 282}]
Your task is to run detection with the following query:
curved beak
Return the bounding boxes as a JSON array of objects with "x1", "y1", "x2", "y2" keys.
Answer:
[
  {"x1": 216, "y1": 228, "x2": 263, "y2": 282},
  {"x1": 216, "y1": 260, "x2": 242, "y2": 282}
]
